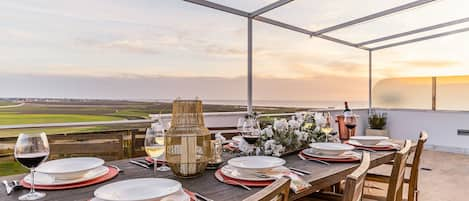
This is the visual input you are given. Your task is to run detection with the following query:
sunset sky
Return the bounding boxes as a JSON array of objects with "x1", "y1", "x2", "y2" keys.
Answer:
[{"x1": 1, "y1": 0, "x2": 469, "y2": 103}]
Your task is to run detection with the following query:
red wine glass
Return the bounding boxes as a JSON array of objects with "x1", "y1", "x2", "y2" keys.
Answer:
[{"x1": 14, "y1": 133, "x2": 50, "y2": 200}]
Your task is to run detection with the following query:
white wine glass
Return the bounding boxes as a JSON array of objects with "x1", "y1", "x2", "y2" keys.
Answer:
[
  {"x1": 320, "y1": 112, "x2": 333, "y2": 142},
  {"x1": 145, "y1": 123, "x2": 170, "y2": 174},
  {"x1": 14, "y1": 132, "x2": 50, "y2": 200}
]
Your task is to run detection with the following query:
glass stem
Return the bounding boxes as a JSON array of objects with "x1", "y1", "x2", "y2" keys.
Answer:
[
  {"x1": 30, "y1": 168, "x2": 36, "y2": 193},
  {"x1": 153, "y1": 158, "x2": 157, "y2": 174}
]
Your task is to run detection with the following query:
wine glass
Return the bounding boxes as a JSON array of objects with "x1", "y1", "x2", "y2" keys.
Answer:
[
  {"x1": 14, "y1": 132, "x2": 50, "y2": 200},
  {"x1": 320, "y1": 112, "x2": 334, "y2": 142},
  {"x1": 145, "y1": 122, "x2": 170, "y2": 173},
  {"x1": 241, "y1": 118, "x2": 260, "y2": 155},
  {"x1": 344, "y1": 113, "x2": 357, "y2": 140}
]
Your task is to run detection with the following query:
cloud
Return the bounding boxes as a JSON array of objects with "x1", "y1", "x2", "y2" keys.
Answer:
[
  {"x1": 398, "y1": 60, "x2": 460, "y2": 68},
  {"x1": 0, "y1": 72, "x2": 368, "y2": 102}
]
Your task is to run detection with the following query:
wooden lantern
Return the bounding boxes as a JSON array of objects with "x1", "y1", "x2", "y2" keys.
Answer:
[{"x1": 165, "y1": 99, "x2": 211, "y2": 178}]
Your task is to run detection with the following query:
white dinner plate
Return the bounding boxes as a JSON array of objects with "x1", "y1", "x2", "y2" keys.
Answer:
[
  {"x1": 303, "y1": 148, "x2": 360, "y2": 159},
  {"x1": 309, "y1": 143, "x2": 355, "y2": 156},
  {"x1": 228, "y1": 156, "x2": 285, "y2": 171},
  {"x1": 350, "y1": 136, "x2": 389, "y2": 145},
  {"x1": 94, "y1": 178, "x2": 182, "y2": 201},
  {"x1": 348, "y1": 140, "x2": 396, "y2": 148},
  {"x1": 36, "y1": 157, "x2": 104, "y2": 180},
  {"x1": 90, "y1": 190, "x2": 190, "y2": 201},
  {"x1": 24, "y1": 166, "x2": 109, "y2": 186},
  {"x1": 221, "y1": 165, "x2": 288, "y2": 181}
]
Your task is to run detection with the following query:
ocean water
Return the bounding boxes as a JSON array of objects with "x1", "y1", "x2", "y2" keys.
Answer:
[{"x1": 198, "y1": 100, "x2": 368, "y2": 109}]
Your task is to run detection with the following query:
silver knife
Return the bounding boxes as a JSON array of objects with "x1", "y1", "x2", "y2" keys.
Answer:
[
  {"x1": 195, "y1": 192, "x2": 214, "y2": 201},
  {"x1": 288, "y1": 167, "x2": 311, "y2": 175},
  {"x1": 3, "y1": 180, "x2": 12, "y2": 195},
  {"x1": 298, "y1": 154, "x2": 330, "y2": 166},
  {"x1": 129, "y1": 160, "x2": 150, "y2": 169}
]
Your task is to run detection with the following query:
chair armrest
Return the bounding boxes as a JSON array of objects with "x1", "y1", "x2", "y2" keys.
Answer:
[{"x1": 366, "y1": 173, "x2": 410, "y2": 184}]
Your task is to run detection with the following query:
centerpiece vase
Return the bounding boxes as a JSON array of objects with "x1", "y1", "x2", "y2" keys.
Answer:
[{"x1": 165, "y1": 99, "x2": 211, "y2": 178}]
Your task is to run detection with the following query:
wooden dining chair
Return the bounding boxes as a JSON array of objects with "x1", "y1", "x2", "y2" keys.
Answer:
[
  {"x1": 361, "y1": 140, "x2": 412, "y2": 201},
  {"x1": 242, "y1": 177, "x2": 291, "y2": 201},
  {"x1": 366, "y1": 132, "x2": 428, "y2": 201},
  {"x1": 297, "y1": 152, "x2": 371, "y2": 201}
]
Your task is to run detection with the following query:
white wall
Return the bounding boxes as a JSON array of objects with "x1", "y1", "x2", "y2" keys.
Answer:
[{"x1": 376, "y1": 109, "x2": 469, "y2": 154}]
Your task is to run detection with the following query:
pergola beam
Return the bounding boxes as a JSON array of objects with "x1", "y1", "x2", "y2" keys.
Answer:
[
  {"x1": 183, "y1": 0, "x2": 249, "y2": 17},
  {"x1": 371, "y1": 26, "x2": 469, "y2": 50},
  {"x1": 315, "y1": 0, "x2": 436, "y2": 35},
  {"x1": 250, "y1": 0, "x2": 295, "y2": 17},
  {"x1": 358, "y1": 17, "x2": 469, "y2": 46},
  {"x1": 254, "y1": 16, "x2": 368, "y2": 50}
]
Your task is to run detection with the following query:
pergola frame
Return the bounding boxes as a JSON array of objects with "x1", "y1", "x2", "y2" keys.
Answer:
[{"x1": 183, "y1": 0, "x2": 469, "y2": 114}]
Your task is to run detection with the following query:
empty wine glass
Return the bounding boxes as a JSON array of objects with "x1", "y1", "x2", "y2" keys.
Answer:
[
  {"x1": 14, "y1": 132, "x2": 50, "y2": 200},
  {"x1": 145, "y1": 122, "x2": 170, "y2": 174}
]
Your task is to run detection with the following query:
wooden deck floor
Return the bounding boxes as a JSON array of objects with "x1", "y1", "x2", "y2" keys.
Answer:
[{"x1": 367, "y1": 150, "x2": 469, "y2": 201}]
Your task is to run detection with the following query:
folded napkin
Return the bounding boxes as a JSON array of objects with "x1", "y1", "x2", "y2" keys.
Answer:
[{"x1": 260, "y1": 170, "x2": 311, "y2": 194}]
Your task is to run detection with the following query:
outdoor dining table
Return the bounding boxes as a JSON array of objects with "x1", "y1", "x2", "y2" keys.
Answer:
[{"x1": 0, "y1": 144, "x2": 407, "y2": 201}]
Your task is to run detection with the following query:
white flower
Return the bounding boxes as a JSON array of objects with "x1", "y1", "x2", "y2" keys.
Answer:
[
  {"x1": 238, "y1": 140, "x2": 253, "y2": 154},
  {"x1": 273, "y1": 119, "x2": 288, "y2": 131},
  {"x1": 314, "y1": 113, "x2": 326, "y2": 126},
  {"x1": 264, "y1": 139, "x2": 276, "y2": 151},
  {"x1": 272, "y1": 144, "x2": 285, "y2": 157},
  {"x1": 264, "y1": 126, "x2": 274, "y2": 138},
  {"x1": 288, "y1": 119, "x2": 300, "y2": 129}
]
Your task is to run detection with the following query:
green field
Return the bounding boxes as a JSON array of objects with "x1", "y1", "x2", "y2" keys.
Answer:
[
  {"x1": 0, "y1": 114, "x2": 123, "y2": 125},
  {"x1": 0, "y1": 101, "x2": 16, "y2": 106}
]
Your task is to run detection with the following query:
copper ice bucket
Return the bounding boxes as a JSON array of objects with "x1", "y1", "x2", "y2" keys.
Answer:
[{"x1": 336, "y1": 115, "x2": 357, "y2": 141}]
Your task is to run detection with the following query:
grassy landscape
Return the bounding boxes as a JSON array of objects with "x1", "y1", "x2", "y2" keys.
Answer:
[{"x1": 0, "y1": 99, "x2": 305, "y2": 176}]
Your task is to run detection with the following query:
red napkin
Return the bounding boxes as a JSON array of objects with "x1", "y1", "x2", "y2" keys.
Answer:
[
  {"x1": 21, "y1": 166, "x2": 119, "y2": 190},
  {"x1": 144, "y1": 157, "x2": 168, "y2": 165}
]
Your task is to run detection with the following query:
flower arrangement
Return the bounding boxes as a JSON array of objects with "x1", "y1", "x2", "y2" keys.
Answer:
[{"x1": 257, "y1": 112, "x2": 327, "y2": 156}]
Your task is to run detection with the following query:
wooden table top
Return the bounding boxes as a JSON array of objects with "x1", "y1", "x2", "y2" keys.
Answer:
[{"x1": 0, "y1": 150, "x2": 399, "y2": 201}]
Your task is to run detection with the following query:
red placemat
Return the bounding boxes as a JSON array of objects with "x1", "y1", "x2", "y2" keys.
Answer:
[
  {"x1": 215, "y1": 169, "x2": 272, "y2": 187},
  {"x1": 21, "y1": 166, "x2": 119, "y2": 190},
  {"x1": 345, "y1": 141, "x2": 397, "y2": 151},
  {"x1": 144, "y1": 157, "x2": 167, "y2": 165},
  {"x1": 299, "y1": 151, "x2": 360, "y2": 162}
]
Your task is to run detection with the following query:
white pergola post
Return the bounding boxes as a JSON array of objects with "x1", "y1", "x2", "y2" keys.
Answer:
[
  {"x1": 247, "y1": 18, "x2": 253, "y2": 114},
  {"x1": 368, "y1": 50, "x2": 373, "y2": 114}
]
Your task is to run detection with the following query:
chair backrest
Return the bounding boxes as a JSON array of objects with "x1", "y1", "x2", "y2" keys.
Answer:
[
  {"x1": 407, "y1": 131, "x2": 428, "y2": 201},
  {"x1": 386, "y1": 140, "x2": 412, "y2": 201},
  {"x1": 242, "y1": 177, "x2": 291, "y2": 201},
  {"x1": 48, "y1": 131, "x2": 124, "y2": 161},
  {"x1": 342, "y1": 152, "x2": 371, "y2": 201}
]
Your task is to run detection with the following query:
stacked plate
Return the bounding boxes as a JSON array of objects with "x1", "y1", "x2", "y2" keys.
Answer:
[
  {"x1": 23, "y1": 157, "x2": 109, "y2": 187},
  {"x1": 91, "y1": 178, "x2": 190, "y2": 201},
  {"x1": 220, "y1": 156, "x2": 287, "y2": 182},
  {"x1": 348, "y1": 136, "x2": 398, "y2": 150},
  {"x1": 302, "y1": 143, "x2": 360, "y2": 162}
]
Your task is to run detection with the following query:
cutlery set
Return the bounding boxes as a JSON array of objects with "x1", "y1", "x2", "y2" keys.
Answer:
[{"x1": 3, "y1": 180, "x2": 21, "y2": 195}]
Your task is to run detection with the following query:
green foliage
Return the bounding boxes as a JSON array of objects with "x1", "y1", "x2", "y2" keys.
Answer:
[{"x1": 368, "y1": 112, "x2": 387, "y2": 129}]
